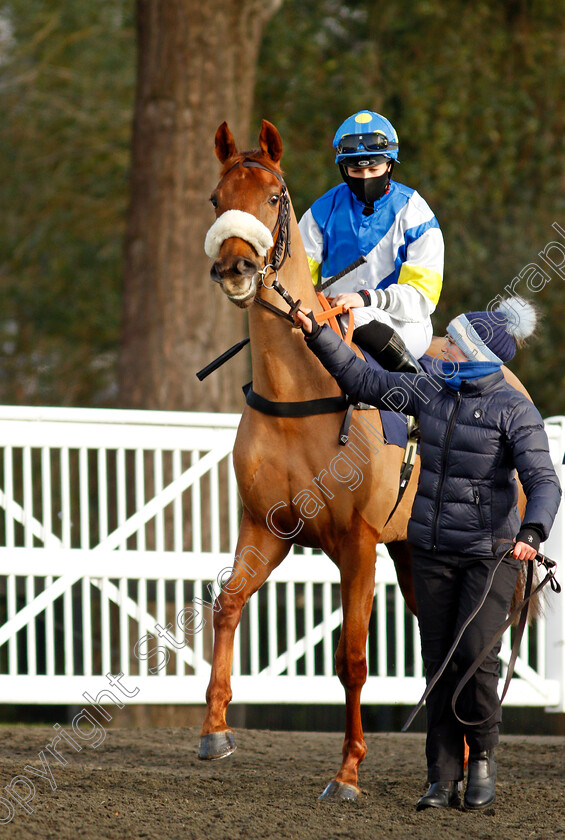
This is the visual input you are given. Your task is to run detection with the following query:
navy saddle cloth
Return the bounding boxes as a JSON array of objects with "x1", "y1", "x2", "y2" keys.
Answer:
[{"x1": 358, "y1": 350, "x2": 436, "y2": 448}]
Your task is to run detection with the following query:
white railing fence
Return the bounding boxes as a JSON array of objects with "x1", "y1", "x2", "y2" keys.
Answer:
[{"x1": 0, "y1": 407, "x2": 563, "y2": 711}]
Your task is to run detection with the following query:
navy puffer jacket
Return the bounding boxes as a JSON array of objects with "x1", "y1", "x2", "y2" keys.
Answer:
[{"x1": 307, "y1": 326, "x2": 562, "y2": 555}]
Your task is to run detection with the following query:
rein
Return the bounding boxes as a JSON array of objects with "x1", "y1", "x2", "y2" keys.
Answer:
[
  {"x1": 402, "y1": 541, "x2": 561, "y2": 732},
  {"x1": 200, "y1": 156, "x2": 416, "y2": 513},
  {"x1": 201, "y1": 158, "x2": 379, "y2": 445},
  {"x1": 215, "y1": 157, "x2": 354, "y2": 341}
]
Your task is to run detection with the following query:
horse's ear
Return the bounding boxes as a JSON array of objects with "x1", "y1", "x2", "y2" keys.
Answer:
[
  {"x1": 215, "y1": 121, "x2": 238, "y2": 163},
  {"x1": 258, "y1": 120, "x2": 283, "y2": 164}
]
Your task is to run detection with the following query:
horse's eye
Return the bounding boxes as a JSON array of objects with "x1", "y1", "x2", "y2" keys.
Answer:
[
  {"x1": 268, "y1": 194, "x2": 280, "y2": 206},
  {"x1": 210, "y1": 195, "x2": 218, "y2": 209}
]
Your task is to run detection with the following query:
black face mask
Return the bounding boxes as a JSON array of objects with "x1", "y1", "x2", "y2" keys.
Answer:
[{"x1": 340, "y1": 164, "x2": 392, "y2": 214}]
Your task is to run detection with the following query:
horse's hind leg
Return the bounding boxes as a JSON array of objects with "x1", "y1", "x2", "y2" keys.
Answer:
[
  {"x1": 198, "y1": 513, "x2": 289, "y2": 760},
  {"x1": 386, "y1": 540, "x2": 417, "y2": 615},
  {"x1": 320, "y1": 528, "x2": 377, "y2": 800}
]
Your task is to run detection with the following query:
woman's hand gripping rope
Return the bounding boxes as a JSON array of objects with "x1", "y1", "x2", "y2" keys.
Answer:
[{"x1": 513, "y1": 540, "x2": 538, "y2": 562}]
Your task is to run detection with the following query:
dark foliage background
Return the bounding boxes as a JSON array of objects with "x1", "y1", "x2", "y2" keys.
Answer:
[
  {"x1": 253, "y1": 0, "x2": 565, "y2": 416},
  {"x1": 0, "y1": 0, "x2": 564, "y2": 413}
]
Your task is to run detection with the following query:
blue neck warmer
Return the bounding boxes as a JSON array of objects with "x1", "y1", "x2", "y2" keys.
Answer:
[{"x1": 442, "y1": 360, "x2": 502, "y2": 391}]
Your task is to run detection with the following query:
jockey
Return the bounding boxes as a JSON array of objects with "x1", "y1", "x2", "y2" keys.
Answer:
[{"x1": 298, "y1": 110, "x2": 444, "y2": 374}]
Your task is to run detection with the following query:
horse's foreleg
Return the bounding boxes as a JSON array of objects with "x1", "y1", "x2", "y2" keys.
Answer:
[
  {"x1": 199, "y1": 513, "x2": 289, "y2": 760},
  {"x1": 320, "y1": 533, "x2": 377, "y2": 801}
]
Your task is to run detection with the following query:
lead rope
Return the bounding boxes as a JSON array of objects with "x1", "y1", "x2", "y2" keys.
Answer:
[
  {"x1": 450, "y1": 546, "x2": 559, "y2": 726},
  {"x1": 402, "y1": 541, "x2": 560, "y2": 732}
]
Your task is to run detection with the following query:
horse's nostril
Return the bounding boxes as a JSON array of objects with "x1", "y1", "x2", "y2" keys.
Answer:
[
  {"x1": 236, "y1": 258, "x2": 258, "y2": 276},
  {"x1": 211, "y1": 258, "x2": 257, "y2": 281},
  {"x1": 210, "y1": 263, "x2": 222, "y2": 284}
]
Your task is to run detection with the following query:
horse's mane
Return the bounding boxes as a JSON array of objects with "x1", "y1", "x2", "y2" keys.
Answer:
[{"x1": 219, "y1": 150, "x2": 284, "y2": 180}]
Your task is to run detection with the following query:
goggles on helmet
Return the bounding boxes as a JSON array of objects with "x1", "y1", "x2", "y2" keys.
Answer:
[{"x1": 336, "y1": 132, "x2": 398, "y2": 155}]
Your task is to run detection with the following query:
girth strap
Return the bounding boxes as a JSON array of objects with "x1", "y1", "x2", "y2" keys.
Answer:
[
  {"x1": 383, "y1": 416, "x2": 419, "y2": 527},
  {"x1": 243, "y1": 382, "x2": 349, "y2": 418}
]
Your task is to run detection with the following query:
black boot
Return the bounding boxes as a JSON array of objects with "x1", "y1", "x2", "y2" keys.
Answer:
[
  {"x1": 416, "y1": 781, "x2": 460, "y2": 811},
  {"x1": 352, "y1": 321, "x2": 423, "y2": 374},
  {"x1": 464, "y1": 750, "x2": 496, "y2": 810}
]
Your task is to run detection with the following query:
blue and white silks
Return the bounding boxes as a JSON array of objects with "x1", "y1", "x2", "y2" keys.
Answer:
[{"x1": 298, "y1": 180, "x2": 444, "y2": 325}]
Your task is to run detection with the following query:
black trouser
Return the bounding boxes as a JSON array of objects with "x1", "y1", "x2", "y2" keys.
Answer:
[{"x1": 411, "y1": 547, "x2": 521, "y2": 783}]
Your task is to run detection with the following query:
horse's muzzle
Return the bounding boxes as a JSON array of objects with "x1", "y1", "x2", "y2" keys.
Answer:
[{"x1": 210, "y1": 256, "x2": 260, "y2": 308}]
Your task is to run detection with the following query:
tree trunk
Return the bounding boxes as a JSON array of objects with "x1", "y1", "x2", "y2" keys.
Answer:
[{"x1": 120, "y1": 0, "x2": 282, "y2": 411}]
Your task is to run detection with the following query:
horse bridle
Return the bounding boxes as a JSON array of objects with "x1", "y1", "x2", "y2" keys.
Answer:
[
  {"x1": 223, "y1": 159, "x2": 291, "y2": 269},
  {"x1": 202, "y1": 159, "x2": 414, "y2": 460},
  {"x1": 221, "y1": 158, "x2": 302, "y2": 322}
]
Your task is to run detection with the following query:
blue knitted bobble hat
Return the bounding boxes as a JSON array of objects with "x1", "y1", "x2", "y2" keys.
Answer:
[{"x1": 447, "y1": 296, "x2": 537, "y2": 364}]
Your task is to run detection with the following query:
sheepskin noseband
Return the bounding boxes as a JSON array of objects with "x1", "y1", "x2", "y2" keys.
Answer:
[{"x1": 204, "y1": 210, "x2": 274, "y2": 260}]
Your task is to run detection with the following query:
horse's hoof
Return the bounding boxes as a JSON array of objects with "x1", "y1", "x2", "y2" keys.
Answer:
[
  {"x1": 319, "y1": 779, "x2": 360, "y2": 801},
  {"x1": 198, "y1": 730, "x2": 237, "y2": 761}
]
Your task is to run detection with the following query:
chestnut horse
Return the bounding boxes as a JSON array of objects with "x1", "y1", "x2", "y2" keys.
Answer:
[{"x1": 198, "y1": 120, "x2": 528, "y2": 800}]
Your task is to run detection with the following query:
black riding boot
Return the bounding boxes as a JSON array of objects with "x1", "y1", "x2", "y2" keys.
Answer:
[
  {"x1": 416, "y1": 781, "x2": 461, "y2": 811},
  {"x1": 464, "y1": 750, "x2": 496, "y2": 810},
  {"x1": 352, "y1": 321, "x2": 423, "y2": 374}
]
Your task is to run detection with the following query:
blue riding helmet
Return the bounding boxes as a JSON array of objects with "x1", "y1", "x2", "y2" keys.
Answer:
[{"x1": 333, "y1": 111, "x2": 399, "y2": 165}]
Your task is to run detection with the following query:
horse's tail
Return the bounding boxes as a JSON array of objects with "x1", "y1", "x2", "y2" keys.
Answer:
[{"x1": 511, "y1": 560, "x2": 542, "y2": 623}]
